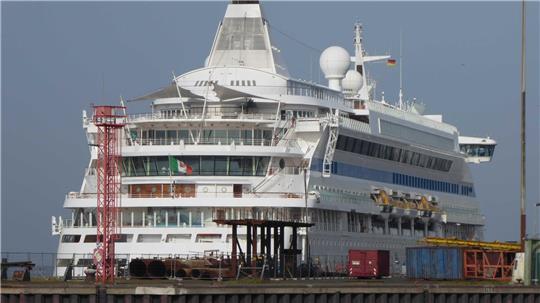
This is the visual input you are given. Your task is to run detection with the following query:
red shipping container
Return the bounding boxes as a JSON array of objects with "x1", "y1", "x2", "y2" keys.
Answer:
[{"x1": 348, "y1": 250, "x2": 390, "y2": 278}]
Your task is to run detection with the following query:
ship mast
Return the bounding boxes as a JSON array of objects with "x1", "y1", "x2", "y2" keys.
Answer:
[{"x1": 354, "y1": 23, "x2": 368, "y2": 101}]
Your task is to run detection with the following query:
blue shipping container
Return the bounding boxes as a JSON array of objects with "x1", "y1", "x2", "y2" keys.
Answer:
[{"x1": 406, "y1": 247, "x2": 463, "y2": 280}]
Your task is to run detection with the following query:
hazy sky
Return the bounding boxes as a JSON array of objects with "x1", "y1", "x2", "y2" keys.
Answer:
[{"x1": 1, "y1": 1, "x2": 539, "y2": 253}]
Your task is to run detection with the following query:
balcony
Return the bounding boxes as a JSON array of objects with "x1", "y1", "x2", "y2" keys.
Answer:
[
  {"x1": 127, "y1": 138, "x2": 294, "y2": 147},
  {"x1": 128, "y1": 111, "x2": 277, "y2": 124},
  {"x1": 66, "y1": 191, "x2": 305, "y2": 200},
  {"x1": 122, "y1": 137, "x2": 303, "y2": 158}
]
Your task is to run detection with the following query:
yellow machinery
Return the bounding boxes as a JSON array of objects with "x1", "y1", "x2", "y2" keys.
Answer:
[
  {"x1": 372, "y1": 190, "x2": 441, "y2": 213},
  {"x1": 417, "y1": 196, "x2": 436, "y2": 211},
  {"x1": 421, "y1": 237, "x2": 521, "y2": 251}
]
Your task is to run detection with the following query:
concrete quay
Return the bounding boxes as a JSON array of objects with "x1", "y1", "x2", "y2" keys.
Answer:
[{"x1": 1, "y1": 279, "x2": 540, "y2": 303}]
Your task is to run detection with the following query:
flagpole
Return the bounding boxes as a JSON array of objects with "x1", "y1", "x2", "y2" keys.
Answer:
[
  {"x1": 519, "y1": 0, "x2": 527, "y2": 251},
  {"x1": 398, "y1": 29, "x2": 403, "y2": 109},
  {"x1": 168, "y1": 155, "x2": 174, "y2": 198}
]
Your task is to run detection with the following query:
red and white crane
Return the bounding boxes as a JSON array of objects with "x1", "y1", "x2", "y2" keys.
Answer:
[{"x1": 92, "y1": 105, "x2": 126, "y2": 284}]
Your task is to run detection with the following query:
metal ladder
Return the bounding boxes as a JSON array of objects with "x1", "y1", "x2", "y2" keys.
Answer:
[{"x1": 322, "y1": 109, "x2": 340, "y2": 178}]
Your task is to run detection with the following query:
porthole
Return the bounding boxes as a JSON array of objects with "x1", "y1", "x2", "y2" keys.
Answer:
[{"x1": 279, "y1": 158, "x2": 285, "y2": 169}]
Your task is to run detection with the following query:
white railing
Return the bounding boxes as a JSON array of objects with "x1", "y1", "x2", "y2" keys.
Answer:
[
  {"x1": 128, "y1": 112, "x2": 277, "y2": 123},
  {"x1": 126, "y1": 138, "x2": 301, "y2": 150},
  {"x1": 62, "y1": 218, "x2": 74, "y2": 228},
  {"x1": 129, "y1": 138, "x2": 273, "y2": 147},
  {"x1": 66, "y1": 191, "x2": 305, "y2": 200}
]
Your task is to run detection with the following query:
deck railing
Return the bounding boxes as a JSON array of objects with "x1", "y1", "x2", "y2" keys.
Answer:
[
  {"x1": 128, "y1": 112, "x2": 277, "y2": 123},
  {"x1": 126, "y1": 138, "x2": 298, "y2": 147},
  {"x1": 66, "y1": 191, "x2": 305, "y2": 200}
]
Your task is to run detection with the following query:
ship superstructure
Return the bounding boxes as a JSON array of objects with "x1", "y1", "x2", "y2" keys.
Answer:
[{"x1": 52, "y1": 1, "x2": 496, "y2": 273}]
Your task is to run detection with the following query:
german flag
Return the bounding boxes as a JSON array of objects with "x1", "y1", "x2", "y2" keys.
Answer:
[{"x1": 387, "y1": 59, "x2": 397, "y2": 67}]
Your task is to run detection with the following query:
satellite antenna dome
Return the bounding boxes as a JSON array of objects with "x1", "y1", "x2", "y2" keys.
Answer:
[
  {"x1": 341, "y1": 70, "x2": 363, "y2": 94},
  {"x1": 319, "y1": 46, "x2": 350, "y2": 90}
]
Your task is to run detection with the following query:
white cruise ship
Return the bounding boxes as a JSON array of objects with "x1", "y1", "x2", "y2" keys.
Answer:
[{"x1": 52, "y1": 1, "x2": 497, "y2": 274}]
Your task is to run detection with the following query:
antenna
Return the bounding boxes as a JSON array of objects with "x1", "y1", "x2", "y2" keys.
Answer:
[
  {"x1": 398, "y1": 29, "x2": 404, "y2": 109},
  {"x1": 101, "y1": 72, "x2": 105, "y2": 103}
]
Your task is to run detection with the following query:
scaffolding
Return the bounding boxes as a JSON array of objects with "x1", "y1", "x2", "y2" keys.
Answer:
[{"x1": 213, "y1": 218, "x2": 313, "y2": 278}]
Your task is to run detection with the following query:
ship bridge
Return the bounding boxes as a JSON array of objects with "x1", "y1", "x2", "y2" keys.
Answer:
[{"x1": 458, "y1": 136, "x2": 496, "y2": 163}]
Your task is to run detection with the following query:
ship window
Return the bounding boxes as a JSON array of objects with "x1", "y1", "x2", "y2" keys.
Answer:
[
  {"x1": 247, "y1": 80, "x2": 251, "y2": 86},
  {"x1": 183, "y1": 156, "x2": 200, "y2": 175},
  {"x1": 214, "y1": 129, "x2": 226, "y2": 143},
  {"x1": 212, "y1": 156, "x2": 226, "y2": 176},
  {"x1": 123, "y1": 156, "x2": 269, "y2": 177},
  {"x1": 242, "y1": 129, "x2": 253, "y2": 145},
  {"x1": 230, "y1": 80, "x2": 234, "y2": 86},
  {"x1": 242, "y1": 157, "x2": 254, "y2": 176},
  {"x1": 192, "y1": 211, "x2": 202, "y2": 227},
  {"x1": 196, "y1": 234, "x2": 221, "y2": 243},
  {"x1": 137, "y1": 234, "x2": 161, "y2": 243},
  {"x1": 255, "y1": 157, "x2": 269, "y2": 176},
  {"x1": 335, "y1": 135, "x2": 453, "y2": 172},
  {"x1": 200, "y1": 157, "x2": 215, "y2": 176},
  {"x1": 345, "y1": 137, "x2": 355, "y2": 152},
  {"x1": 84, "y1": 235, "x2": 98, "y2": 243},
  {"x1": 229, "y1": 129, "x2": 240, "y2": 144},
  {"x1": 230, "y1": 157, "x2": 243, "y2": 176},
  {"x1": 241, "y1": 80, "x2": 245, "y2": 86},
  {"x1": 167, "y1": 130, "x2": 177, "y2": 142},
  {"x1": 252, "y1": 80, "x2": 256, "y2": 86},
  {"x1": 155, "y1": 156, "x2": 170, "y2": 176},
  {"x1": 61, "y1": 235, "x2": 81, "y2": 243},
  {"x1": 178, "y1": 130, "x2": 190, "y2": 142},
  {"x1": 155, "y1": 130, "x2": 166, "y2": 142},
  {"x1": 166, "y1": 234, "x2": 191, "y2": 243},
  {"x1": 216, "y1": 17, "x2": 267, "y2": 51},
  {"x1": 133, "y1": 157, "x2": 146, "y2": 176},
  {"x1": 236, "y1": 80, "x2": 240, "y2": 86},
  {"x1": 202, "y1": 129, "x2": 214, "y2": 144},
  {"x1": 116, "y1": 234, "x2": 133, "y2": 243},
  {"x1": 144, "y1": 157, "x2": 157, "y2": 176},
  {"x1": 336, "y1": 136, "x2": 346, "y2": 150}
]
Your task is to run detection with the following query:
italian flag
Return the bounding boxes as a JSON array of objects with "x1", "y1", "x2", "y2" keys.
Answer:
[
  {"x1": 386, "y1": 59, "x2": 397, "y2": 67},
  {"x1": 168, "y1": 156, "x2": 192, "y2": 175}
]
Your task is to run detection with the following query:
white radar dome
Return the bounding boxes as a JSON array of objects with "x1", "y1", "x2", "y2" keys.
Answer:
[
  {"x1": 319, "y1": 46, "x2": 350, "y2": 79},
  {"x1": 342, "y1": 70, "x2": 363, "y2": 94}
]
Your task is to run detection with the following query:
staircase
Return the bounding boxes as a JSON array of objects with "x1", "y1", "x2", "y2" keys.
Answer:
[{"x1": 322, "y1": 110, "x2": 340, "y2": 178}]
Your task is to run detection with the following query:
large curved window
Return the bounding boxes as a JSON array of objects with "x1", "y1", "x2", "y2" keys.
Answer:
[
  {"x1": 122, "y1": 156, "x2": 269, "y2": 177},
  {"x1": 336, "y1": 135, "x2": 453, "y2": 172}
]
